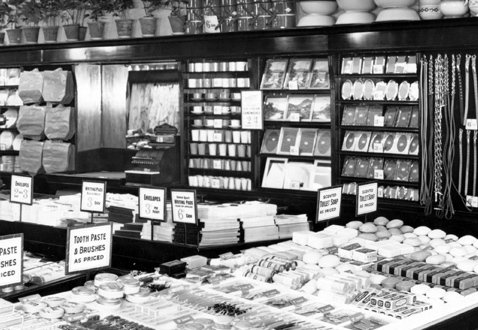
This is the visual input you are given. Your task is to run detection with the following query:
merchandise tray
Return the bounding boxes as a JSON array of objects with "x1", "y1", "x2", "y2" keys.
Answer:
[
  {"x1": 338, "y1": 100, "x2": 419, "y2": 106},
  {"x1": 264, "y1": 121, "x2": 331, "y2": 128}
]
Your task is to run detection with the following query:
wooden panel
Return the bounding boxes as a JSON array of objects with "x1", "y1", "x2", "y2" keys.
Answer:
[
  {"x1": 102, "y1": 65, "x2": 129, "y2": 149},
  {"x1": 74, "y1": 64, "x2": 102, "y2": 152}
]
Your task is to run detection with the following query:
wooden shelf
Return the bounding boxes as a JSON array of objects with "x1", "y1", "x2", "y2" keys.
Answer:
[
  {"x1": 264, "y1": 121, "x2": 331, "y2": 128},
  {"x1": 338, "y1": 100, "x2": 419, "y2": 106},
  {"x1": 337, "y1": 74, "x2": 417, "y2": 79},
  {"x1": 189, "y1": 155, "x2": 251, "y2": 161},
  {"x1": 339, "y1": 176, "x2": 420, "y2": 188},
  {"x1": 0, "y1": 150, "x2": 18, "y2": 156},
  {"x1": 188, "y1": 168, "x2": 252, "y2": 177},
  {"x1": 340, "y1": 150, "x2": 419, "y2": 160},
  {"x1": 340, "y1": 125, "x2": 419, "y2": 133},
  {"x1": 259, "y1": 154, "x2": 331, "y2": 162}
]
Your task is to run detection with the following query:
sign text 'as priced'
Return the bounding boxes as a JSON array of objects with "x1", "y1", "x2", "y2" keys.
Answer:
[
  {"x1": 316, "y1": 186, "x2": 343, "y2": 222},
  {"x1": 0, "y1": 234, "x2": 23, "y2": 288},
  {"x1": 356, "y1": 182, "x2": 378, "y2": 216}
]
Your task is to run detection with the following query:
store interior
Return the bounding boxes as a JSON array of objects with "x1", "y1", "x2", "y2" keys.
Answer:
[{"x1": 1, "y1": 0, "x2": 478, "y2": 329}]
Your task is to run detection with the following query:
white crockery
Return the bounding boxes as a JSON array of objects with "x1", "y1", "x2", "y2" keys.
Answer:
[
  {"x1": 337, "y1": 0, "x2": 376, "y2": 11},
  {"x1": 299, "y1": 1, "x2": 338, "y2": 15},
  {"x1": 297, "y1": 14, "x2": 336, "y2": 26},
  {"x1": 374, "y1": 0, "x2": 417, "y2": 8}
]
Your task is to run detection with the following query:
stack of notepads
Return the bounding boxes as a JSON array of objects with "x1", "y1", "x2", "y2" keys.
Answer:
[
  {"x1": 274, "y1": 214, "x2": 310, "y2": 239},
  {"x1": 239, "y1": 202, "x2": 279, "y2": 243}
]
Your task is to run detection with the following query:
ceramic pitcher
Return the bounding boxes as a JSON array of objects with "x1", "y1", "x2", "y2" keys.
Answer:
[{"x1": 440, "y1": 0, "x2": 469, "y2": 18}]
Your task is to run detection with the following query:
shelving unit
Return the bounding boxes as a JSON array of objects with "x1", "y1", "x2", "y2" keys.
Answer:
[
  {"x1": 336, "y1": 53, "x2": 421, "y2": 202},
  {"x1": 259, "y1": 57, "x2": 333, "y2": 193},
  {"x1": 183, "y1": 58, "x2": 257, "y2": 192}
]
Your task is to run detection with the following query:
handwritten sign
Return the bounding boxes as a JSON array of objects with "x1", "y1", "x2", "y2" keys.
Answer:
[
  {"x1": 10, "y1": 175, "x2": 33, "y2": 205},
  {"x1": 316, "y1": 186, "x2": 343, "y2": 222},
  {"x1": 66, "y1": 223, "x2": 112, "y2": 274},
  {"x1": 80, "y1": 181, "x2": 106, "y2": 213},
  {"x1": 241, "y1": 91, "x2": 263, "y2": 130},
  {"x1": 171, "y1": 189, "x2": 198, "y2": 225},
  {"x1": 0, "y1": 234, "x2": 23, "y2": 288},
  {"x1": 356, "y1": 182, "x2": 378, "y2": 216},
  {"x1": 139, "y1": 187, "x2": 166, "y2": 222}
]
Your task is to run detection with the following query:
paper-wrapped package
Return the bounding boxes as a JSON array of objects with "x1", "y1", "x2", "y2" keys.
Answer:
[
  {"x1": 18, "y1": 69, "x2": 43, "y2": 104},
  {"x1": 42, "y1": 69, "x2": 74, "y2": 104},
  {"x1": 17, "y1": 105, "x2": 45, "y2": 140},
  {"x1": 19, "y1": 139, "x2": 44, "y2": 174},
  {"x1": 45, "y1": 105, "x2": 76, "y2": 140},
  {"x1": 42, "y1": 141, "x2": 75, "y2": 173}
]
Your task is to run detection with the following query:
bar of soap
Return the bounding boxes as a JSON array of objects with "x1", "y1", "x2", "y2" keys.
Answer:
[
  {"x1": 450, "y1": 247, "x2": 467, "y2": 257},
  {"x1": 459, "y1": 235, "x2": 477, "y2": 246},
  {"x1": 411, "y1": 251, "x2": 432, "y2": 262},
  {"x1": 400, "y1": 225, "x2": 414, "y2": 233},
  {"x1": 293, "y1": 231, "x2": 312, "y2": 246},
  {"x1": 404, "y1": 233, "x2": 417, "y2": 239},
  {"x1": 381, "y1": 276, "x2": 401, "y2": 289},
  {"x1": 403, "y1": 238, "x2": 421, "y2": 247},
  {"x1": 457, "y1": 260, "x2": 476, "y2": 272},
  {"x1": 374, "y1": 216, "x2": 389, "y2": 226},
  {"x1": 346, "y1": 221, "x2": 363, "y2": 229},
  {"x1": 376, "y1": 230, "x2": 391, "y2": 239},
  {"x1": 322, "y1": 225, "x2": 345, "y2": 235},
  {"x1": 307, "y1": 233, "x2": 334, "y2": 249},
  {"x1": 428, "y1": 229, "x2": 446, "y2": 239},
  {"x1": 414, "y1": 226, "x2": 431, "y2": 236},
  {"x1": 358, "y1": 233, "x2": 378, "y2": 241},
  {"x1": 319, "y1": 255, "x2": 340, "y2": 268},
  {"x1": 418, "y1": 236, "x2": 431, "y2": 244},
  {"x1": 181, "y1": 255, "x2": 208, "y2": 269},
  {"x1": 390, "y1": 234, "x2": 405, "y2": 243},
  {"x1": 387, "y1": 219, "x2": 404, "y2": 229},
  {"x1": 411, "y1": 284, "x2": 430, "y2": 295},
  {"x1": 426, "y1": 255, "x2": 446, "y2": 265},
  {"x1": 359, "y1": 223, "x2": 378, "y2": 233},
  {"x1": 429, "y1": 239, "x2": 446, "y2": 248},
  {"x1": 435, "y1": 245, "x2": 450, "y2": 254},
  {"x1": 396, "y1": 280, "x2": 415, "y2": 292},
  {"x1": 446, "y1": 234, "x2": 458, "y2": 241}
]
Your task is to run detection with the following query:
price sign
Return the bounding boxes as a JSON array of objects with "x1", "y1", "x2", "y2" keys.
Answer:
[
  {"x1": 356, "y1": 182, "x2": 378, "y2": 216},
  {"x1": 288, "y1": 81, "x2": 299, "y2": 90},
  {"x1": 80, "y1": 181, "x2": 106, "y2": 213},
  {"x1": 66, "y1": 223, "x2": 112, "y2": 274},
  {"x1": 0, "y1": 234, "x2": 23, "y2": 288},
  {"x1": 374, "y1": 115, "x2": 385, "y2": 127},
  {"x1": 10, "y1": 175, "x2": 33, "y2": 205},
  {"x1": 241, "y1": 91, "x2": 264, "y2": 130},
  {"x1": 466, "y1": 119, "x2": 478, "y2": 131},
  {"x1": 373, "y1": 142, "x2": 383, "y2": 153},
  {"x1": 289, "y1": 113, "x2": 301, "y2": 122},
  {"x1": 374, "y1": 169, "x2": 384, "y2": 180},
  {"x1": 316, "y1": 186, "x2": 343, "y2": 222},
  {"x1": 171, "y1": 189, "x2": 198, "y2": 225},
  {"x1": 139, "y1": 187, "x2": 167, "y2": 222}
]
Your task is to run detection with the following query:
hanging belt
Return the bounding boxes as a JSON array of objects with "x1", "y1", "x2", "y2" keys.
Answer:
[
  {"x1": 473, "y1": 55, "x2": 478, "y2": 120},
  {"x1": 457, "y1": 54, "x2": 464, "y2": 123},
  {"x1": 465, "y1": 130, "x2": 471, "y2": 196},
  {"x1": 474, "y1": 130, "x2": 477, "y2": 197},
  {"x1": 459, "y1": 128, "x2": 464, "y2": 195},
  {"x1": 464, "y1": 55, "x2": 471, "y2": 126}
]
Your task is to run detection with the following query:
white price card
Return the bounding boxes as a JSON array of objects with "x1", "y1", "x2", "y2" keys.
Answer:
[
  {"x1": 316, "y1": 186, "x2": 343, "y2": 222},
  {"x1": 81, "y1": 181, "x2": 106, "y2": 213},
  {"x1": 288, "y1": 81, "x2": 299, "y2": 90},
  {"x1": 356, "y1": 182, "x2": 378, "y2": 216},
  {"x1": 466, "y1": 119, "x2": 478, "y2": 131},
  {"x1": 66, "y1": 223, "x2": 112, "y2": 274},
  {"x1": 374, "y1": 169, "x2": 385, "y2": 180},
  {"x1": 10, "y1": 175, "x2": 33, "y2": 205},
  {"x1": 0, "y1": 234, "x2": 23, "y2": 288},
  {"x1": 139, "y1": 187, "x2": 167, "y2": 222},
  {"x1": 374, "y1": 115, "x2": 385, "y2": 127},
  {"x1": 373, "y1": 142, "x2": 384, "y2": 153},
  {"x1": 241, "y1": 91, "x2": 264, "y2": 130},
  {"x1": 171, "y1": 189, "x2": 198, "y2": 225}
]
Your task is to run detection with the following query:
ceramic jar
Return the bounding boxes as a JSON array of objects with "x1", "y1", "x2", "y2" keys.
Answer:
[
  {"x1": 419, "y1": 0, "x2": 443, "y2": 19},
  {"x1": 440, "y1": 0, "x2": 469, "y2": 18}
]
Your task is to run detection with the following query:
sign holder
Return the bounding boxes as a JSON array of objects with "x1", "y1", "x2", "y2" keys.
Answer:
[
  {"x1": 80, "y1": 180, "x2": 107, "y2": 224},
  {"x1": 171, "y1": 189, "x2": 198, "y2": 246},
  {"x1": 138, "y1": 187, "x2": 167, "y2": 241},
  {"x1": 356, "y1": 182, "x2": 379, "y2": 221},
  {"x1": 0, "y1": 233, "x2": 23, "y2": 289},
  {"x1": 316, "y1": 185, "x2": 343, "y2": 227},
  {"x1": 10, "y1": 174, "x2": 33, "y2": 222},
  {"x1": 65, "y1": 223, "x2": 113, "y2": 275}
]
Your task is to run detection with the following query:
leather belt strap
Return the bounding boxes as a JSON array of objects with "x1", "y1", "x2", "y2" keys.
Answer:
[
  {"x1": 474, "y1": 131, "x2": 477, "y2": 196},
  {"x1": 464, "y1": 55, "x2": 471, "y2": 126},
  {"x1": 465, "y1": 130, "x2": 471, "y2": 196},
  {"x1": 473, "y1": 55, "x2": 478, "y2": 120},
  {"x1": 459, "y1": 128, "x2": 464, "y2": 194},
  {"x1": 457, "y1": 54, "x2": 464, "y2": 123}
]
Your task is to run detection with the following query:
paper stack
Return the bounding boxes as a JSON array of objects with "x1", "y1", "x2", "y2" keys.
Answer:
[{"x1": 275, "y1": 214, "x2": 310, "y2": 239}]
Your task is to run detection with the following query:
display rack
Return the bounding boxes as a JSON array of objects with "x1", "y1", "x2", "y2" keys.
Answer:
[
  {"x1": 258, "y1": 56, "x2": 334, "y2": 193},
  {"x1": 335, "y1": 53, "x2": 421, "y2": 203},
  {"x1": 183, "y1": 58, "x2": 259, "y2": 192}
]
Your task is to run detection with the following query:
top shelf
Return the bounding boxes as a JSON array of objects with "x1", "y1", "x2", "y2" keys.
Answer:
[{"x1": 261, "y1": 89, "x2": 331, "y2": 94}]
